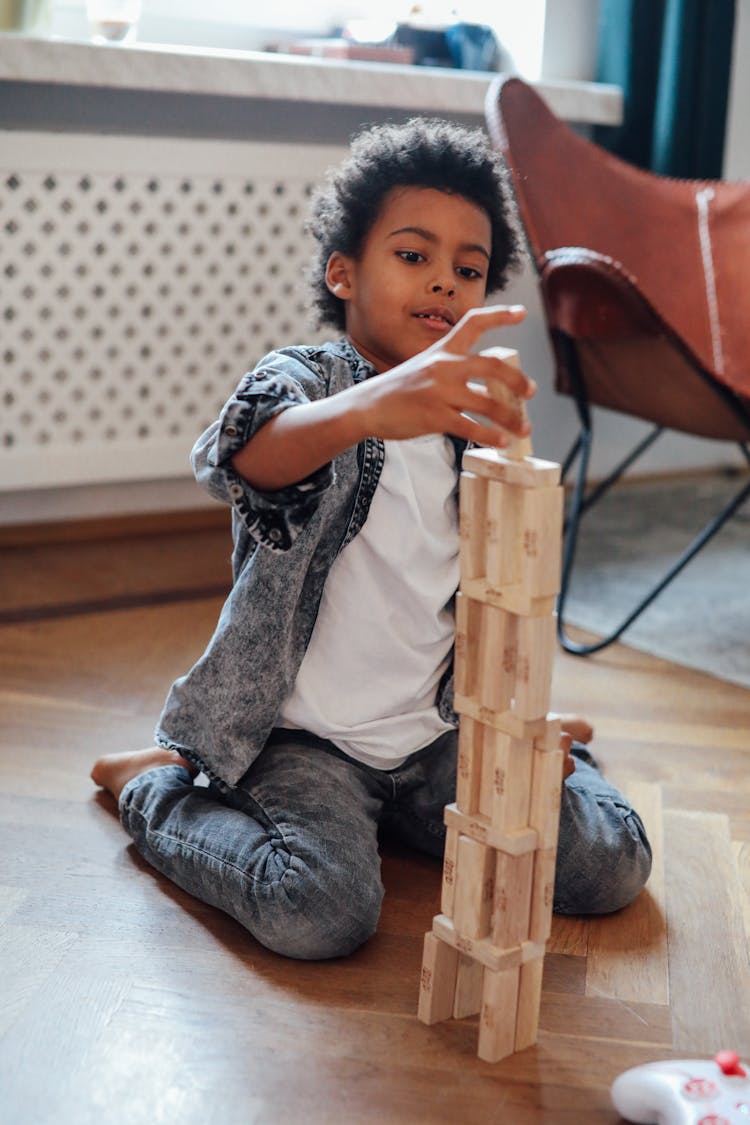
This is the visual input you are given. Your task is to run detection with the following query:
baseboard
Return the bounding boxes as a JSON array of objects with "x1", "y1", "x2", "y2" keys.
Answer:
[{"x1": 0, "y1": 506, "x2": 230, "y2": 548}]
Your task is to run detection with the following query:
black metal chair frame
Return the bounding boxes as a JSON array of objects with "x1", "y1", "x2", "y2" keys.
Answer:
[{"x1": 554, "y1": 329, "x2": 750, "y2": 656}]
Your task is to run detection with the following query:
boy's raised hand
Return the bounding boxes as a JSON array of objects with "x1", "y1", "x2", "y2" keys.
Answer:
[
  {"x1": 358, "y1": 305, "x2": 536, "y2": 447},
  {"x1": 231, "y1": 306, "x2": 534, "y2": 493}
]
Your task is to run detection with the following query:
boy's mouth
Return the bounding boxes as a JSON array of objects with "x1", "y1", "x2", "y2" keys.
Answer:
[{"x1": 413, "y1": 307, "x2": 455, "y2": 330}]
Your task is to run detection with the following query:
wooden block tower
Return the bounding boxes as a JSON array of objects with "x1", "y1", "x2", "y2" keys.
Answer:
[{"x1": 417, "y1": 346, "x2": 565, "y2": 1063}]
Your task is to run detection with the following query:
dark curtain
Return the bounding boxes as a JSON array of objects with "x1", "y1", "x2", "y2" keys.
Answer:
[{"x1": 594, "y1": 0, "x2": 736, "y2": 178}]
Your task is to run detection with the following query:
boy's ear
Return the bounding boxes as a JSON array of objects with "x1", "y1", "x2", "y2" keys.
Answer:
[{"x1": 325, "y1": 252, "x2": 354, "y2": 301}]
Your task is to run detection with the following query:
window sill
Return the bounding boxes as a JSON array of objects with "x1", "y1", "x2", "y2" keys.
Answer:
[{"x1": 0, "y1": 34, "x2": 622, "y2": 124}]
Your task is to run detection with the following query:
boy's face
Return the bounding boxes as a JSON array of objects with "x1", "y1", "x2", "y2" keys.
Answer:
[{"x1": 326, "y1": 186, "x2": 491, "y2": 372}]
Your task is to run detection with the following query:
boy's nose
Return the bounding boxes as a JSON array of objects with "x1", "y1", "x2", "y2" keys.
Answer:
[{"x1": 431, "y1": 282, "x2": 456, "y2": 297}]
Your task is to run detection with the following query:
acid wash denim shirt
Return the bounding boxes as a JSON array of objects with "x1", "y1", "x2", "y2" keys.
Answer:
[{"x1": 155, "y1": 338, "x2": 467, "y2": 789}]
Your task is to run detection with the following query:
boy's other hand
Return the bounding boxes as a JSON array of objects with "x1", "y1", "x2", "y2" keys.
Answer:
[
  {"x1": 355, "y1": 304, "x2": 537, "y2": 447},
  {"x1": 561, "y1": 732, "x2": 576, "y2": 781},
  {"x1": 559, "y1": 713, "x2": 594, "y2": 745}
]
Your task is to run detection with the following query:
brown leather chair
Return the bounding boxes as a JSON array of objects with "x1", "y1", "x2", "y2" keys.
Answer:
[{"x1": 485, "y1": 75, "x2": 750, "y2": 654}]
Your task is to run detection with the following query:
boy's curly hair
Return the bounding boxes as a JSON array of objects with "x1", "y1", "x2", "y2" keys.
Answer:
[{"x1": 306, "y1": 117, "x2": 522, "y2": 330}]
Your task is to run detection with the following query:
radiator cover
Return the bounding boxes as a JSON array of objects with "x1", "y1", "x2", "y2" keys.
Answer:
[{"x1": 0, "y1": 133, "x2": 345, "y2": 490}]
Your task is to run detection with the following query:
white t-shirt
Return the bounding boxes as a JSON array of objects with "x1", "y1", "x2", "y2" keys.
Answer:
[{"x1": 278, "y1": 434, "x2": 460, "y2": 769}]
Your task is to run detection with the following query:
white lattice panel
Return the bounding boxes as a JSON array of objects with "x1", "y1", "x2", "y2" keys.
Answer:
[{"x1": 0, "y1": 133, "x2": 347, "y2": 490}]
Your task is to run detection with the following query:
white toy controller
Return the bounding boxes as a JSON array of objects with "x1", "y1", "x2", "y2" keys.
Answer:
[{"x1": 611, "y1": 1051, "x2": 750, "y2": 1123}]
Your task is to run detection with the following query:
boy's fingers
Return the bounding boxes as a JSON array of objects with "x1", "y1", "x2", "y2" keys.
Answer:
[
  {"x1": 470, "y1": 354, "x2": 536, "y2": 401},
  {"x1": 461, "y1": 384, "x2": 530, "y2": 435},
  {"x1": 443, "y1": 304, "x2": 526, "y2": 354},
  {"x1": 451, "y1": 414, "x2": 510, "y2": 448},
  {"x1": 559, "y1": 714, "x2": 594, "y2": 744}
]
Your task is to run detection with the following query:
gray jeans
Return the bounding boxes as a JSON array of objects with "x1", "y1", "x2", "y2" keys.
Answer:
[{"x1": 119, "y1": 729, "x2": 652, "y2": 960}]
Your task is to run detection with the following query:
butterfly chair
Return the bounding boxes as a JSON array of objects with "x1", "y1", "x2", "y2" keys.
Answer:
[{"x1": 485, "y1": 75, "x2": 750, "y2": 655}]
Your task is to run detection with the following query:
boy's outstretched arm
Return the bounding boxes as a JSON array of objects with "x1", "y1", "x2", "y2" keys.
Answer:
[{"x1": 231, "y1": 306, "x2": 535, "y2": 492}]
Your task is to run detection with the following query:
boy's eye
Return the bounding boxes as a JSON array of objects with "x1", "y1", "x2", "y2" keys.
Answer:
[
  {"x1": 457, "y1": 266, "x2": 483, "y2": 280},
  {"x1": 396, "y1": 250, "x2": 424, "y2": 263}
]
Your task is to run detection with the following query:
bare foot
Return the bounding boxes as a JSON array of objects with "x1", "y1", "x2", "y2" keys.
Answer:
[
  {"x1": 91, "y1": 746, "x2": 196, "y2": 803},
  {"x1": 559, "y1": 713, "x2": 594, "y2": 744}
]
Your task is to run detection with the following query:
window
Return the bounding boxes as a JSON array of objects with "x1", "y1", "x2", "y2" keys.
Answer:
[{"x1": 52, "y1": 1, "x2": 590, "y2": 83}]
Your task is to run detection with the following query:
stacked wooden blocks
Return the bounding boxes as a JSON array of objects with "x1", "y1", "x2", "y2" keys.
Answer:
[{"x1": 417, "y1": 348, "x2": 565, "y2": 1063}]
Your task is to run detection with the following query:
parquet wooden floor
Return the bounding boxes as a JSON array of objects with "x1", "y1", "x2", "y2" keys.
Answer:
[{"x1": 2, "y1": 514, "x2": 749, "y2": 1124}]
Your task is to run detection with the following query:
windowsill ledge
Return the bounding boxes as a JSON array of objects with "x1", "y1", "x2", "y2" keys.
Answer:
[{"x1": 0, "y1": 34, "x2": 622, "y2": 124}]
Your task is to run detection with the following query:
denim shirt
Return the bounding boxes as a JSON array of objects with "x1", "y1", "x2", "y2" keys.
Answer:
[{"x1": 155, "y1": 338, "x2": 465, "y2": 788}]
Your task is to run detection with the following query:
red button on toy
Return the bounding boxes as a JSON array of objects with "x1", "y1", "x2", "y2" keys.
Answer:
[
  {"x1": 715, "y1": 1050, "x2": 747, "y2": 1077},
  {"x1": 683, "y1": 1078, "x2": 719, "y2": 1099},
  {"x1": 697, "y1": 1116, "x2": 730, "y2": 1125}
]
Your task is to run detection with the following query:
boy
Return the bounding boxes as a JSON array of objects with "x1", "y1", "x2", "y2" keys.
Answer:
[{"x1": 92, "y1": 119, "x2": 651, "y2": 959}]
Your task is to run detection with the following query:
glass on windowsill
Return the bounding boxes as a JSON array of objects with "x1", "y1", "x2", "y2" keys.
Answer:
[{"x1": 86, "y1": 0, "x2": 142, "y2": 44}]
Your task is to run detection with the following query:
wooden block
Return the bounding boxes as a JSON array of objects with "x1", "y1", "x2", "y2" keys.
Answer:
[
  {"x1": 478, "y1": 602, "x2": 516, "y2": 715},
  {"x1": 460, "y1": 576, "x2": 556, "y2": 618},
  {"x1": 517, "y1": 485, "x2": 564, "y2": 598},
  {"x1": 529, "y1": 747, "x2": 564, "y2": 849},
  {"x1": 454, "y1": 592, "x2": 482, "y2": 699},
  {"x1": 491, "y1": 850, "x2": 534, "y2": 949},
  {"x1": 480, "y1": 344, "x2": 519, "y2": 367},
  {"x1": 534, "y1": 714, "x2": 563, "y2": 754},
  {"x1": 484, "y1": 480, "x2": 505, "y2": 589},
  {"x1": 478, "y1": 724, "x2": 494, "y2": 820},
  {"x1": 441, "y1": 826, "x2": 459, "y2": 918},
  {"x1": 452, "y1": 834, "x2": 495, "y2": 941},
  {"x1": 418, "y1": 931, "x2": 458, "y2": 1025},
  {"x1": 462, "y1": 446, "x2": 561, "y2": 489},
  {"x1": 453, "y1": 953, "x2": 484, "y2": 1019},
  {"x1": 459, "y1": 471, "x2": 487, "y2": 581},
  {"x1": 451, "y1": 694, "x2": 549, "y2": 744},
  {"x1": 514, "y1": 955, "x2": 544, "y2": 1051},
  {"x1": 433, "y1": 914, "x2": 520, "y2": 972},
  {"x1": 529, "y1": 847, "x2": 557, "y2": 943},
  {"x1": 444, "y1": 803, "x2": 538, "y2": 857},
  {"x1": 484, "y1": 727, "x2": 534, "y2": 832},
  {"x1": 514, "y1": 614, "x2": 556, "y2": 721},
  {"x1": 433, "y1": 913, "x2": 545, "y2": 972},
  {"x1": 477, "y1": 964, "x2": 521, "y2": 1062},
  {"x1": 480, "y1": 347, "x2": 533, "y2": 461},
  {"x1": 456, "y1": 717, "x2": 483, "y2": 816},
  {"x1": 485, "y1": 480, "x2": 522, "y2": 589}
]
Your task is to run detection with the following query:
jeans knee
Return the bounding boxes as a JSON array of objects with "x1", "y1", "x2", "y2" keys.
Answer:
[
  {"x1": 242, "y1": 859, "x2": 384, "y2": 961},
  {"x1": 555, "y1": 797, "x2": 652, "y2": 916},
  {"x1": 595, "y1": 808, "x2": 652, "y2": 913}
]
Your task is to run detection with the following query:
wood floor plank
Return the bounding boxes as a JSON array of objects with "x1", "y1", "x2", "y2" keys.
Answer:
[
  {"x1": 586, "y1": 782, "x2": 669, "y2": 1006},
  {"x1": 540, "y1": 991, "x2": 671, "y2": 1046},
  {"x1": 0, "y1": 886, "x2": 27, "y2": 926},
  {"x1": 664, "y1": 809, "x2": 750, "y2": 1054},
  {"x1": 593, "y1": 718, "x2": 750, "y2": 751},
  {"x1": 542, "y1": 952, "x2": 586, "y2": 996},
  {"x1": 1, "y1": 964, "x2": 131, "y2": 1125},
  {"x1": 0, "y1": 527, "x2": 231, "y2": 618},
  {"x1": 592, "y1": 742, "x2": 750, "y2": 790},
  {"x1": 547, "y1": 915, "x2": 589, "y2": 957},
  {"x1": 0, "y1": 925, "x2": 78, "y2": 1039}
]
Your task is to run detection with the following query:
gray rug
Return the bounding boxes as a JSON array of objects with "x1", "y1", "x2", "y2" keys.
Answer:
[{"x1": 562, "y1": 472, "x2": 750, "y2": 688}]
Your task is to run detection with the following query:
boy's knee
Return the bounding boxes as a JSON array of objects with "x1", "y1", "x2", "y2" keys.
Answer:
[
  {"x1": 242, "y1": 858, "x2": 384, "y2": 961},
  {"x1": 263, "y1": 888, "x2": 383, "y2": 960},
  {"x1": 554, "y1": 791, "x2": 652, "y2": 916}
]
